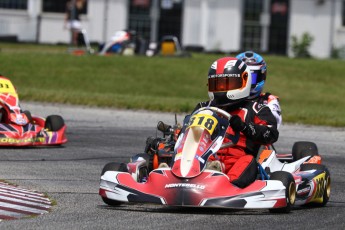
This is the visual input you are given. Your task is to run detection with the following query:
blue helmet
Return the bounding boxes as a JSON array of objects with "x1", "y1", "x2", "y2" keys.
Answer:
[{"x1": 236, "y1": 51, "x2": 267, "y2": 99}]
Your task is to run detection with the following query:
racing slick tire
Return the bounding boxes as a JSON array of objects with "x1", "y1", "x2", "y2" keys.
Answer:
[
  {"x1": 292, "y1": 141, "x2": 319, "y2": 161},
  {"x1": 101, "y1": 162, "x2": 128, "y2": 206},
  {"x1": 300, "y1": 163, "x2": 331, "y2": 207},
  {"x1": 269, "y1": 171, "x2": 296, "y2": 213},
  {"x1": 45, "y1": 115, "x2": 65, "y2": 131}
]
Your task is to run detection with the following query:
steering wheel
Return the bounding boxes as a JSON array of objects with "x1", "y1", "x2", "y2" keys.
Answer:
[{"x1": 192, "y1": 106, "x2": 231, "y2": 120}]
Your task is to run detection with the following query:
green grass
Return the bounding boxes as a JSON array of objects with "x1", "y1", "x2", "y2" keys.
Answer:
[{"x1": 0, "y1": 42, "x2": 344, "y2": 127}]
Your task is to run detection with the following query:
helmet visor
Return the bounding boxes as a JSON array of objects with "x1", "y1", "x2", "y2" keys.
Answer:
[
  {"x1": 251, "y1": 72, "x2": 257, "y2": 85},
  {"x1": 208, "y1": 74, "x2": 245, "y2": 92}
]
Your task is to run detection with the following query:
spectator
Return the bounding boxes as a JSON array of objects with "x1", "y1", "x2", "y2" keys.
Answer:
[{"x1": 64, "y1": 0, "x2": 85, "y2": 46}]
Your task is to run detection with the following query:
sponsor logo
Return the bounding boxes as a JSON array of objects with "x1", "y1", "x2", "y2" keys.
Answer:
[
  {"x1": 263, "y1": 130, "x2": 270, "y2": 138},
  {"x1": 165, "y1": 183, "x2": 205, "y2": 190},
  {"x1": 314, "y1": 176, "x2": 326, "y2": 199},
  {"x1": 208, "y1": 74, "x2": 240, "y2": 79},
  {"x1": 248, "y1": 123, "x2": 256, "y2": 135},
  {"x1": 224, "y1": 60, "x2": 237, "y2": 70},
  {"x1": 0, "y1": 137, "x2": 45, "y2": 143},
  {"x1": 308, "y1": 172, "x2": 327, "y2": 203}
]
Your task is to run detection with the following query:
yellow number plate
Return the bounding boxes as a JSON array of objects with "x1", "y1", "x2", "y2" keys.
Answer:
[
  {"x1": 0, "y1": 78, "x2": 17, "y2": 97},
  {"x1": 188, "y1": 114, "x2": 218, "y2": 135}
]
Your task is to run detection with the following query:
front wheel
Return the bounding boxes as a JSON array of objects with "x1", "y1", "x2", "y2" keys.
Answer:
[
  {"x1": 100, "y1": 162, "x2": 128, "y2": 206},
  {"x1": 101, "y1": 162, "x2": 128, "y2": 176},
  {"x1": 269, "y1": 171, "x2": 296, "y2": 213},
  {"x1": 101, "y1": 196, "x2": 123, "y2": 206}
]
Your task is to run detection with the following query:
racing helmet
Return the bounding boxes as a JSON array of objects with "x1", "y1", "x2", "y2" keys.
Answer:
[
  {"x1": 236, "y1": 51, "x2": 267, "y2": 99},
  {"x1": 208, "y1": 57, "x2": 252, "y2": 107}
]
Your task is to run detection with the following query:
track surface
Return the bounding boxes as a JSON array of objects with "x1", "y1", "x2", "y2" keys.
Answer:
[{"x1": 0, "y1": 102, "x2": 344, "y2": 229}]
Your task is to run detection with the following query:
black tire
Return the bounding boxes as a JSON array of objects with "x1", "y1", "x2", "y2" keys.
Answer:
[
  {"x1": 300, "y1": 163, "x2": 331, "y2": 206},
  {"x1": 101, "y1": 162, "x2": 128, "y2": 176},
  {"x1": 23, "y1": 110, "x2": 33, "y2": 123},
  {"x1": 292, "y1": 141, "x2": 319, "y2": 161},
  {"x1": 269, "y1": 171, "x2": 296, "y2": 213},
  {"x1": 101, "y1": 196, "x2": 122, "y2": 206},
  {"x1": 101, "y1": 162, "x2": 128, "y2": 206},
  {"x1": 45, "y1": 115, "x2": 65, "y2": 131}
]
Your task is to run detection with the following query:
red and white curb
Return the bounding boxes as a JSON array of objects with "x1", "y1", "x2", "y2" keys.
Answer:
[{"x1": 0, "y1": 181, "x2": 52, "y2": 221}]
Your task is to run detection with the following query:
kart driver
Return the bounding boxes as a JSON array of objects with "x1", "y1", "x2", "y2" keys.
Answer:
[
  {"x1": 194, "y1": 57, "x2": 279, "y2": 188},
  {"x1": 236, "y1": 51, "x2": 282, "y2": 129}
]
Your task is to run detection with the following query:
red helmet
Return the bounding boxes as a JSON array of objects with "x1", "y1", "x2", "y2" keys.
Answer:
[{"x1": 207, "y1": 57, "x2": 252, "y2": 107}]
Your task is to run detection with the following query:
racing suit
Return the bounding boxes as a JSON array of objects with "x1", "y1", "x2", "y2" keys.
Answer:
[
  {"x1": 254, "y1": 92, "x2": 282, "y2": 129},
  {"x1": 194, "y1": 100, "x2": 279, "y2": 188}
]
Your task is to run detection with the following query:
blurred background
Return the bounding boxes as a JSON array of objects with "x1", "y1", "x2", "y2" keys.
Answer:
[
  {"x1": 0, "y1": 0, "x2": 345, "y2": 58},
  {"x1": 1, "y1": 0, "x2": 344, "y2": 127}
]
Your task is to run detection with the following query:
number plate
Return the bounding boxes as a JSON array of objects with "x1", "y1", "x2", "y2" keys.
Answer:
[{"x1": 188, "y1": 114, "x2": 218, "y2": 135}]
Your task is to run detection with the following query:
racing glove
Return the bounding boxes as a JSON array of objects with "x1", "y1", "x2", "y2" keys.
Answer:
[{"x1": 229, "y1": 115, "x2": 247, "y2": 132}]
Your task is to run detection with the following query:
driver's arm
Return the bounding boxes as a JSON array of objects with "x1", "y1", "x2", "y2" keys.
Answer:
[{"x1": 230, "y1": 106, "x2": 279, "y2": 145}]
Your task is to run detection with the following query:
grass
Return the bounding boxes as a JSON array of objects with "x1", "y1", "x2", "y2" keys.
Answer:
[
  {"x1": 0, "y1": 42, "x2": 344, "y2": 127},
  {"x1": 266, "y1": 56, "x2": 345, "y2": 126}
]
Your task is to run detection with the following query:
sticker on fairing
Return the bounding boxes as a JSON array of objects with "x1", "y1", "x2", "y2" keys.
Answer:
[
  {"x1": 187, "y1": 114, "x2": 218, "y2": 135},
  {"x1": 0, "y1": 78, "x2": 17, "y2": 97}
]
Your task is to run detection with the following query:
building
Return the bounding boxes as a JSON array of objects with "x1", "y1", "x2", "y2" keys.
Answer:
[{"x1": 0, "y1": 0, "x2": 344, "y2": 58}]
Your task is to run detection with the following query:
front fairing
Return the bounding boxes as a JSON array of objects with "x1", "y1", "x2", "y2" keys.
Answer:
[
  {"x1": 0, "y1": 121, "x2": 67, "y2": 146},
  {"x1": 172, "y1": 109, "x2": 229, "y2": 178}
]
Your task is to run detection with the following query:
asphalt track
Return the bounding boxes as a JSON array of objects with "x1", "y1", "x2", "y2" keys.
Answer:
[{"x1": 0, "y1": 102, "x2": 344, "y2": 229}]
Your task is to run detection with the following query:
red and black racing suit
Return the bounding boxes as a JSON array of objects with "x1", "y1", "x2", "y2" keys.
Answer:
[{"x1": 194, "y1": 100, "x2": 279, "y2": 188}]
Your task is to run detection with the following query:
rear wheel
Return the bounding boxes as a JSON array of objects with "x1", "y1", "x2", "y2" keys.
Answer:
[
  {"x1": 292, "y1": 141, "x2": 319, "y2": 161},
  {"x1": 45, "y1": 115, "x2": 65, "y2": 131},
  {"x1": 269, "y1": 171, "x2": 296, "y2": 213},
  {"x1": 300, "y1": 163, "x2": 331, "y2": 206},
  {"x1": 101, "y1": 162, "x2": 128, "y2": 206}
]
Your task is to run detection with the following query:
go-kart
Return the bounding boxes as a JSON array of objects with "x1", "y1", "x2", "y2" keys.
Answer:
[
  {"x1": 98, "y1": 30, "x2": 147, "y2": 56},
  {"x1": 99, "y1": 106, "x2": 330, "y2": 212},
  {"x1": 258, "y1": 141, "x2": 330, "y2": 207},
  {"x1": 0, "y1": 75, "x2": 67, "y2": 146}
]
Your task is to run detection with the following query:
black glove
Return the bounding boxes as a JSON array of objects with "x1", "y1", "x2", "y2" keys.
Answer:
[{"x1": 230, "y1": 115, "x2": 247, "y2": 132}]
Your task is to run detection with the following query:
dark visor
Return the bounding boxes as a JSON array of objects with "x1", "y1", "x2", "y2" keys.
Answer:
[{"x1": 208, "y1": 75, "x2": 244, "y2": 92}]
